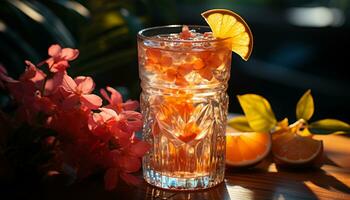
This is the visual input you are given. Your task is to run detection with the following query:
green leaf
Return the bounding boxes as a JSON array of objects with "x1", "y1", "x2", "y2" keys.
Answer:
[
  {"x1": 309, "y1": 119, "x2": 350, "y2": 135},
  {"x1": 227, "y1": 116, "x2": 254, "y2": 132},
  {"x1": 237, "y1": 94, "x2": 277, "y2": 132},
  {"x1": 8, "y1": 0, "x2": 76, "y2": 46},
  {"x1": 296, "y1": 89, "x2": 314, "y2": 121}
]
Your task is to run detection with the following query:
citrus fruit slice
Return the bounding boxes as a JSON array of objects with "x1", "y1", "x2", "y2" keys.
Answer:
[
  {"x1": 226, "y1": 127, "x2": 271, "y2": 167},
  {"x1": 272, "y1": 130, "x2": 323, "y2": 166},
  {"x1": 201, "y1": 9, "x2": 253, "y2": 61}
]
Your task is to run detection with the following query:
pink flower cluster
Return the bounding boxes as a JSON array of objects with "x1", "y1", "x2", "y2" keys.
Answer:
[{"x1": 0, "y1": 44, "x2": 149, "y2": 190}]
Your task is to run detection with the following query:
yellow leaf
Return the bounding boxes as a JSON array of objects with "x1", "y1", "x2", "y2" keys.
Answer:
[
  {"x1": 237, "y1": 94, "x2": 277, "y2": 132},
  {"x1": 309, "y1": 119, "x2": 350, "y2": 135},
  {"x1": 278, "y1": 118, "x2": 289, "y2": 128},
  {"x1": 296, "y1": 89, "x2": 314, "y2": 121},
  {"x1": 299, "y1": 128, "x2": 313, "y2": 137},
  {"x1": 227, "y1": 116, "x2": 253, "y2": 132}
]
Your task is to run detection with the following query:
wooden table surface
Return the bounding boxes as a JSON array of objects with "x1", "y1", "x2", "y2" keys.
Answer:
[{"x1": 39, "y1": 134, "x2": 349, "y2": 200}]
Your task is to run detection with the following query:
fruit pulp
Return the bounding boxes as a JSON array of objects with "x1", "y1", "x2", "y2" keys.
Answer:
[{"x1": 138, "y1": 25, "x2": 231, "y2": 190}]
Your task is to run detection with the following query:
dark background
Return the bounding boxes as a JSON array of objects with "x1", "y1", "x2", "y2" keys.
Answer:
[{"x1": 1, "y1": 0, "x2": 349, "y2": 122}]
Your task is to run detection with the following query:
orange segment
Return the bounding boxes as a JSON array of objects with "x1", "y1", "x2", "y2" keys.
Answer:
[
  {"x1": 201, "y1": 9, "x2": 253, "y2": 61},
  {"x1": 192, "y1": 58, "x2": 205, "y2": 70},
  {"x1": 159, "y1": 55, "x2": 173, "y2": 66},
  {"x1": 178, "y1": 63, "x2": 193, "y2": 76},
  {"x1": 272, "y1": 131, "x2": 323, "y2": 164},
  {"x1": 226, "y1": 127, "x2": 271, "y2": 167}
]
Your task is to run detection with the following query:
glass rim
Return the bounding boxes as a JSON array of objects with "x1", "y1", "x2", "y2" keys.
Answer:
[{"x1": 137, "y1": 25, "x2": 230, "y2": 43}]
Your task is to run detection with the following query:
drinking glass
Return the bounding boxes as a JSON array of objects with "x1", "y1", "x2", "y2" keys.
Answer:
[{"x1": 138, "y1": 25, "x2": 231, "y2": 190}]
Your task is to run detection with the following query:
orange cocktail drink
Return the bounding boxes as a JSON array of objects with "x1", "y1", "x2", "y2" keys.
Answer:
[{"x1": 138, "y1": 25, "x2": 231, "y2": 190}]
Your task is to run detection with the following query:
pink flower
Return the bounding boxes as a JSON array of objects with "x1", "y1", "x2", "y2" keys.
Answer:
[
  {"x1": 20, "y1": 61, "x2": 46, "y2": 84},
  {"x1": 108, "y1": 140, "x2": 149, "y2": 173},
  {"x1": 1, "y1": 62, "x2": 50, "y2": 123},
  {"x1": 33, "y1": 91, "x2": 56, "y2": 114},
  {"x1": 117, "y1": 111, "x2": 143, "y2": 134},
  {"x1": 45, "y1": 44, "x2": 79, "y2": 72},
  {"x1": 88, "y1": 108, "x2": 117, "y2": 141},
  {"x1": 1, "y1": 44, "x2": 149, "y2": 191},
  {"x1": 104, "y1": 168, "x2": 119, "y2": 191},
  {"x1": 104, "y1": 140, "x2": 150, "y2": 190},
  {"x1": 128, "y1": 138, "x2": 151, "y2": 157},
  {"x1": 44, "y1": 71, "x2": 65, "y2": 95},
  {"x1": 88, "y1": 108, "x2": 142, "y2": 145},
  {"x1": 100, "y1": 86, "x2": 139, "y2": 113},
  {"x1": 1, "y1": 61, "x2": 46, "y2": 91},
  {"x1": 4, "y1": 61, "x2": 46, "y2": 101},
  {"x1": 60, "y1": 74, "x2": 102, "y2": 110}
]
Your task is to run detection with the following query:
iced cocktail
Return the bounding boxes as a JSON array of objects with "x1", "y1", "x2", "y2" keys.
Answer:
[{"x1": 138, "y1": 25, "x2": 231, "y2": 190}]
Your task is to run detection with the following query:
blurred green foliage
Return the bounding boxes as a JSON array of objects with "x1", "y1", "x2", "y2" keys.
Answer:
[
  {"x1": 0, "y1": 0, "x2": 350, "y2": 122},
  {"x1": 0, "y1": 0, "x2": 162, "y2": 99}
]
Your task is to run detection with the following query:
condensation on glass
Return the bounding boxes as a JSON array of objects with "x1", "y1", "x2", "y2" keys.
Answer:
[{"x1": 138, "y1": 25, "x2": 231, "y2": 190}]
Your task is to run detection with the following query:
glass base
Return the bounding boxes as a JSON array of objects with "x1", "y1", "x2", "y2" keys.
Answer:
[{"x1": 144, "y1": 169, "x2": 223, "y2": 191}]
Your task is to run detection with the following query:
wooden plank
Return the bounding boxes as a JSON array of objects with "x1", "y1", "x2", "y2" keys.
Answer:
[
  {"x1": 30, "y1": 135, "x2": 350, "y2": 200},
  {"x1": 104, "y1": 135, "x2": 349, "y2": 200}
]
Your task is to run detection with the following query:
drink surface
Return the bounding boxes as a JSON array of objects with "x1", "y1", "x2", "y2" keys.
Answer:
[{"x1": 138, "y1": 26, "x2": 231, "y2": 190}]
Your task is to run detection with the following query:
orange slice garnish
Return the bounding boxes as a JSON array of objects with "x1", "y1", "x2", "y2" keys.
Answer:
[{"x1": 201, "y1": 9, "x2": 253, "y2": 61}]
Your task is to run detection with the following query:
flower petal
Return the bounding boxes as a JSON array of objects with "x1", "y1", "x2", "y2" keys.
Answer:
[
  {"x1": 45, "y1": 58, "x2": 54, "y2": 68},
  {"x1": 45, "y1": 71, "x2": 64, "y2": 94},
  {"x1": 61, "y1": 74, "x2": 77, "y2": 92},
  {"x1": 20, "y1": 62, "x2": 37, "y2": 80},
  {"x1": 61, "y1": 48, "x2": 79, "y2": 61},
  {"x1": 123, "y1": 100, "x2": 139, "y2": 111},
  {"x1": 76, "y1": 76, "x2": 94, "y2": 94},
  {"x1": 35, "y1": 95, "x2": 56, "y2": 114},
  {"x1": 110, "y1": 124, "x2": 132, "y2": 145},
  {"x1": 120, "y1": 173, "x2": 141, "y2": 186},
  {"x1": 48, "y1": 44, "x2": 61, "y2": 57},
  {"x1": 80, "y1": 94, "x2": 102, "y2": 110},
  {"x1": 130, "y1": 141, "x2": 150, "y2": 157},
  {"x1": 106, "y1": 86, "x2": 123, "y2": 106},
  {"x1": 104, "y1": 168, "x2": 119, "y2": 191},
  {"x1": 99, "y1": 108, "x2": 118, "y2": 120},
  {"x1": 121, "y1": 111, "x2": 143, "y2": 132},
  {"x1": 88, "y1": 112, "x2": 105, "y2": 131},
  {"x1": 122, "y1": 111, "x2": 142, "y2": 120},
  {"x1": 100, "y1": 88, "x2": 111, "y2": 102},
  {"x1": 21, "y1": 61, "x2": 46, "y2": 88},
  {"x1": 118, "y1": 155, "x2": 141, "y2": 173},
  {"x1": 61, "y1": 94, "x2": 80, "y2": 110},
  {"x1": 50, "y1": 60, "x2": 69, "y2": 72}
]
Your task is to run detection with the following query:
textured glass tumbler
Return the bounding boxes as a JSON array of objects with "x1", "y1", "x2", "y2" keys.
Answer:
[{"x1": 138, "y1": 25, "x2": 231, "y2": 190}]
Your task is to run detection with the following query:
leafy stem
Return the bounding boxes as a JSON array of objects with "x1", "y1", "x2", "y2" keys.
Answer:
[{"x1": 230, "y1": 90, "x2": 350, "y2": 135}]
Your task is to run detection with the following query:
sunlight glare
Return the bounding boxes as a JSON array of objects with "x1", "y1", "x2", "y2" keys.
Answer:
[
  {"x1": 287, "y1": 7, "x2": 345, "y2": 27},
  {"x1": 226, "y1": 184, "x2": 254, "y2": 200},
  {"x1": 64, "y1": 1, "x2": 91, "y2": 18},
  {"x1": 9, "y1": 1, "x2": 45, "y2": 23},
  {"x1": 0, "y1": 21, "x2": 7, "y2": 32}
]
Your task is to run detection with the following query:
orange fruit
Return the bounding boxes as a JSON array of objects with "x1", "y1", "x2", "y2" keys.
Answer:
[
  {"x1": 272, "y1": 130, "x2": 323, "y2": 167},
  {"x1": 201, "y1": 9, "x2": 253, "y2": 61},
  {"x1": 226, "y1": 127, "x2": 271, "y2": 167}
]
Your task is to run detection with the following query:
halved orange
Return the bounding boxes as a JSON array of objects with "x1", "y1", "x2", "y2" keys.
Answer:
[
  {"x1": 226, "y1": 127, "x2": 271, "y2": 167},
  {"x1": 201, "y1": 9, "x2": 253, "y2": 61},
  {"x1": 272, "y1": 130, "x2": 323, "y2": 166}
]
